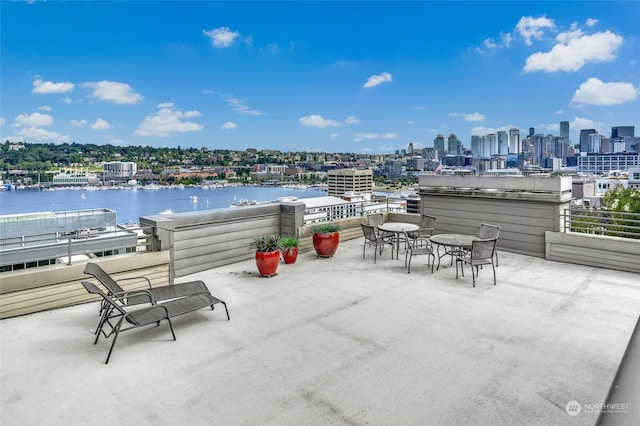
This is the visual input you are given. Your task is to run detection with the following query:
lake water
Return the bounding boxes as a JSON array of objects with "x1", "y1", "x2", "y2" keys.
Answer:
[{"x1": 0, "y1": 186, "x2": 327, "y2": 224}]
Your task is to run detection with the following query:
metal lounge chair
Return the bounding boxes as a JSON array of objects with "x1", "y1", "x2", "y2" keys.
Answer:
[
  {"x1": 361, "y1": 223, "x2": 393, "y2": 263},
  {"x1": 82, "y1": 280, "x2": 220, "y2": 364},
  {"x1": 82, "y1": 280, "x2": 175, "y2": 363},
  {"x1": 84, "y1": 262, "x2": 229, "y2": 333},
  {"x1": 455, "y1": 239, "x2": 497, "y2": 287},
  {"x1": 403, "y1": 231, "x2": 435, "y2": 274}
]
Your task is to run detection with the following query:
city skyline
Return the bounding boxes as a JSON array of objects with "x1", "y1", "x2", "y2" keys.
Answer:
[{"x1": 1, "y1": 1, "x2": 638, "y2": 154}]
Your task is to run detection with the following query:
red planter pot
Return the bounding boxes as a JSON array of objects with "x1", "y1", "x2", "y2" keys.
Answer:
[
  {"x1": 282, "y1": 247, "x2": 298, "y2": 264},
  {"x1": 255, "y1": 250, "x2": 280, "y2": 277},
  {"x1": 313, "y1": 232, "x2": 340, "y2": 257}
]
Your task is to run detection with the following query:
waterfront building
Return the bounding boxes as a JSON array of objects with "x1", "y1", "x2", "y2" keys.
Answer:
[
  {"x1": 103, "y1": 161, "x2": 137, "y2": 179},
  {"x1": 327, "y1": 169, "x2": 373, "y2": 197},
  {"x1": 52, "y1": 171, "x2": 100, "y2": 186}
]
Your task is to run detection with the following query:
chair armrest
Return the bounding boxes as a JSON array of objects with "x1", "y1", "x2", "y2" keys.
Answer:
[
  {"x1": 113, "y1": 289, "x2": 156, "y2": 305},
  {"x1": 117, "y1": 275, "x2": 152, "y2": 289}
]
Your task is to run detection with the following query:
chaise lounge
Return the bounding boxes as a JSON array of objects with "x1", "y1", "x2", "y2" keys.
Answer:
[{"x1": 82, "y1": 280, "x2": 224, "y2": 364}]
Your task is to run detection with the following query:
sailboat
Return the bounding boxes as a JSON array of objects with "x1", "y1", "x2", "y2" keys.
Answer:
[{"x1": 190, "y1": 196, "x2": 198, "y2": 204}]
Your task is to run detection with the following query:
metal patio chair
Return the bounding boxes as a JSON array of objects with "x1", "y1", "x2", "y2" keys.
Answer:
[
  {"x1": 403, "y1": 231, "x2": 435, "y2": 274},
  {"x1": 455, "y1": 238, "x2": 497, "y2": 287},
  {"x1": 361, "y1": 223, "x2": 393, "y2": 263},
  {"x1": 478, "y1": 223, "x2": 501, "y2": 266}
]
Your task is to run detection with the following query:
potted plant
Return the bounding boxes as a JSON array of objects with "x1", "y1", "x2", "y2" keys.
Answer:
[
  {"x1": 280, "y1": 236, "x2": 299, "y2": 264},
  {"x1": 312, "y1": 223, "x2": 340, "y2": 257},
  {"x1": 252, "y1": 234, "x2": 282, "y2": 277}
]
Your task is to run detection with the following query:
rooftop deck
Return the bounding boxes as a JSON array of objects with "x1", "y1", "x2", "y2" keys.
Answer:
[{"x1": 2, "y1": 238, "x2": 639, "y2": 425}]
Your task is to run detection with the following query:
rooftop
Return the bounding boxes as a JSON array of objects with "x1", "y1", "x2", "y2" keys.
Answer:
[{"x1": 2, "y1": 238, "x2": 639, "y2": 425}]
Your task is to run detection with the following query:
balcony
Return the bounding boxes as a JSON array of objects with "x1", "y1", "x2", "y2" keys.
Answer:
[{"x1": 2, "y1": 236, "x2": 639, "y2": 424}]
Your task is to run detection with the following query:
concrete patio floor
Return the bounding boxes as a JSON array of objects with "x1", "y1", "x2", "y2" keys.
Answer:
[{"x1": 1, "y1": 238, "x2": 639, "y2": 425}]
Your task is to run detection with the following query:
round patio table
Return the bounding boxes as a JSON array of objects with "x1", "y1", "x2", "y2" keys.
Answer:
[
  {"x1": 377, "y1": 222, "x2": 420, "y2": 259},
  {"x1": 429, "y1": 233, "x2": 480, "y2": 270}
]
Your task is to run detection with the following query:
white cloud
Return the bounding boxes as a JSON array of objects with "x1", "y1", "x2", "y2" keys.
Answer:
[
  {"x1": 571, "y1": 116, "x2": 604, "y2": 134},
  {"x1": 14, "y1": 112, "x2": 53, "y2": 127},
  {"x1": 585, "y1": 18, "x2": 598, "y2": 27},
  {"x1": 415, "y1": 106, "x2": 427, "y2": 110},
  {"x1": 221, "y1": 121, "x2": 237, "y2": 129},
  {"x1": 17, "y1": 127, "x2": 71, "y2": 143},
  {"x1": 408, "y1": 120, "x2": 415, "y2": 125},
  {"x1": 524, "y1": 30, "x2": 623, "y2": 73},
  {"x1": 32, "y1": 78, "x2": 74, "y2": 94},
  {"x1": 329, "y1": 133, "x2": 338, "y2": 139},
  {"x1": 571, "y1": 78, "x2": 638, "y2": 105},
  {"x1": 515, "y1": 16, "x2": 555, "y2": 46},
  {"x1": 556, "y1": 110, "x2": 564, "y2": 115},
  {"x1": 0, "y1": 118, "x2": 5, "y2": 126},
  {"x1": 483, "y1": 38, "x2": 497, "y2": 48},
  {"x1": 70, "y1": 119, "x2": 88, "y2": 127},
  {"x1": 135, "y1": 104, "x2": 204, "y2": 137},
  {"x1": 38, "y1": 105, "x2": 52, "y2": 111},
  {"x1": 363, "y1": 72, "x2": 393, "y2": 88},
  {"x1": 299, "y1": 114, "x2": 343, "y2": 128},
  {"x1": 62, "y1": 97, "x2": 73, "y2": 104},
  {"x1": 90, "y1": 118, "x2": 111, "y2": 130},
  {"x1": 353, "y1": 132, "x2": 379, "y2": 141},
  {"x1": 380, "y1": 133, "x2": 397, "y2": 139},
  {"x1": 82, "y1": 80, "x2": 143, "y2": 104},
  {"x1": 450, "y1": 112, "x2": 485, "y2": 122},
  {"x1": 223, "y1": 95, "x2": 263, "y2": 116},
  {"x1": 158, "y1": 102, "x2": 174, "y2": 108},
  {"x1": 345, "y1": 116, "x2": 360, "y2": 124},
  {"x1": 203, "y1": 27, "x2": 240, "y2": 48}
]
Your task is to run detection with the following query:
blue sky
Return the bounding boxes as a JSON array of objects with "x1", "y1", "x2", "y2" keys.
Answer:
[{"x1": 1, "y1": 1, "x2": 639, "y2": 154}]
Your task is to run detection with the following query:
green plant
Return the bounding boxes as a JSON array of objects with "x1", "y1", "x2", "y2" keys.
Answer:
[
  {"x1": 313, "y1": 223, "x2": 340, "y2": 233},
  {"x1": 280, "y1": 236, "x2": 299, "y2": 249},
  {"x1": 251, "y1": 234, "x2": 282, "y2": 252}
]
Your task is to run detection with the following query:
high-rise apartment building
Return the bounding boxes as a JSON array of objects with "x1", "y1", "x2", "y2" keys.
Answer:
[
  {"x1": 509, "y1": 128, "x2": 521, "y2": 154},
  {"x1": 327, "y1": 169, "x2": 373, "y2": 197},
  {"x1": 447, "y1": 134, "x2": 461, "y2": 155}
]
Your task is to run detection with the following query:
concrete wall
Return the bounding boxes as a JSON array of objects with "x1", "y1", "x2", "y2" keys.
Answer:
[
  {"x1": 419, "y1": 176, "x2": 572, "y2": 258},
  {"x1": 141, "y1": 202, "x2": 377, "y2": 278},
  {"x1": 546, "y1": 231, "x2": 640, "y2": 274},
  {"x1": 0, "y1": 251, "x2": 170, "y2": 319}
]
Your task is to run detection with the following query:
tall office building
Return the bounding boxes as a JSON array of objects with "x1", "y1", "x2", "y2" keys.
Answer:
[
  {"x1": 529, "y1": 127, "x2": 535, "y2": 137},
  {"x1": 470, "y1": 135, "x2": 482, "y2": 157},
  {"x1": 327, "y1": 169, "x2": 373, "y2": 197},
  {"x1": 433, "y1": 135, "x2": 445, "y2": 160},
  {"x1": 611, "y1": 126, "x2": 636, "y2": 151},
  {"x1": 509, "y1": 128, "x2": 521, "y2": 154},
  {"x1": 408, "y1": 143, "x2": 414, "y2": 155},
  {"x1": 579, "y1": 129, "x2": 597, "y2": 153},
  {"x1": 560, "y1": 121, "x2": 569, "y2": 139},
  {"x1": 497, "y1": 131, "x2": 508, "y2": 155}
]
